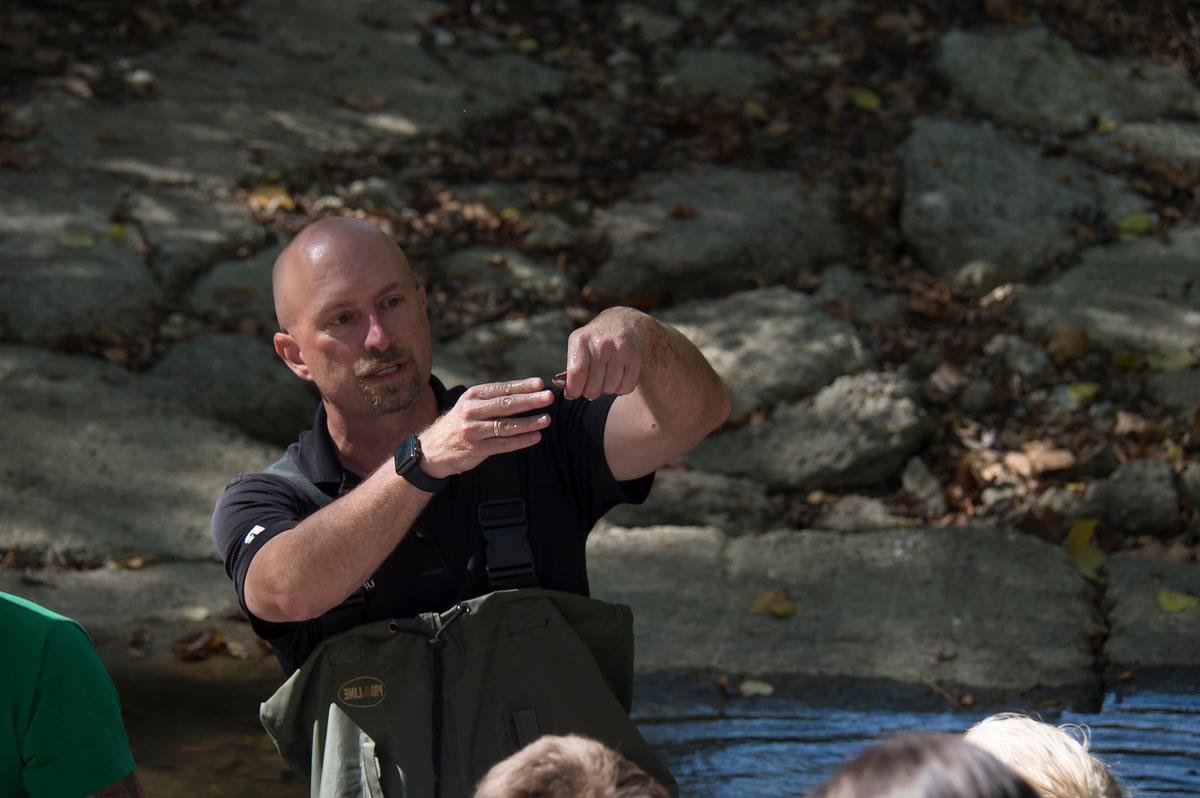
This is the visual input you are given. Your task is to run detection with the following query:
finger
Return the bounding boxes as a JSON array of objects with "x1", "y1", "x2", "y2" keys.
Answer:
[
  {"x1": 476, "y1": 390, "x2": 554, "y2": 420},
  {"x1": 564, "y1": 335, "x2": 590, "y2": 400},
  {"x1": 602, "y1": 360, "x2": 626, "y2": 395},
  {"x1": 615, "y1": 359, "x2": 640, "y2": 395},
  {"x1": 478, "y1": 413, "x2": 551, "y2": 440},
  {"x1": 582, "y1": 354, "x2": 608, "y2": 400},
  {"x1": 484, "y1": 430, "x2": 543, "y2": 454},
  {"x1": 469, "y1": 378, "x2": 545, "y2": 401}
]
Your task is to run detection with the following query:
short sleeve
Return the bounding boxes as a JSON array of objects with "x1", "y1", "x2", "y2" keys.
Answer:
[
  {"x1": 546, "y1": 391, "x2": 653, "y2": 525},
  {"x1": 211, "y1": 473, "x2": 314, "y2": 619},
  {"x1": 20, "y1": 621, "x2": 135, "y2": 798}
]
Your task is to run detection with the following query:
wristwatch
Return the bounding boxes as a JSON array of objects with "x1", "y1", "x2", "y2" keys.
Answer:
[{"x1": 394, "y1": 434, "x2": 448, "y2": 493}]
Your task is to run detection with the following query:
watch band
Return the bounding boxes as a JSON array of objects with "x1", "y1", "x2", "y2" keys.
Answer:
[{"x1": 395, "y1": 435, "x2": 449, "y2": 493}]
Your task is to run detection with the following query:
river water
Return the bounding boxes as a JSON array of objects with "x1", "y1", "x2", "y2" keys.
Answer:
[
  {"x1": 128, "y1": 684, "x2": 1200, "y2": 796},
  {"x1": 640, "y1": 689, "x2": 1200, "y2": 797}
]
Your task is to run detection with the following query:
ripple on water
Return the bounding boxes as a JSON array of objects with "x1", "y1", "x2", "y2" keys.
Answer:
[{"x1": 638, "y1": 691, "x2": 1200, "y2": 798}]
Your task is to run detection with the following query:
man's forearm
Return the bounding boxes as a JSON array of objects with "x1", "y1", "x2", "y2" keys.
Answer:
[{"x1": 245, "y1": 461, "x2": 433, "y2": 622}]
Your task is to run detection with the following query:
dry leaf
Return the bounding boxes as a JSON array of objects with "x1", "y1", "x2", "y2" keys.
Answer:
[
  {"x1": 247, "y1": 185, "x2": 295, "y2": 214},
  {"x1": 172, "y1": 629, "x2": 225, "y2": 662},
  {"x1": 1156, "y1": 590, "x2": 1198, "y2": 614},
  {"x1": 179, "y1": 605, "x2": 211, "y2": 622},
  {"x1": 747, "y1": 588, "x2": 797, "y2": 620},
  {"x1": 1046, "y1": 323, "x2": 1089, "y2": 363},
  {"x1": 112, "y1": 555, "x2": 150, "y2": 570},
  {"x1": 1113, "y1": 411, "x2": 1150, "y2": 436},
  {"x1": 1117, "y1": 210, "x2": 1153, "y2": 241},
  {"x1": 739, "y1": 679, "x2": 775, "y2": 697},
  {"x1": 1022, "y1": 441, "x2": 1076, "y2": 474},
  {"x1": 1065, "y1": 519, "x2": 1104, "y2": 581},
  {"x1": 850, "y1": 89, "x2": 881, "y2": 112},
  {"x1": 1004, "y1": 452, "x2": 1033, "y2": 479},
  {"x1": 670, "y1": 205, "x2": 698, "y2": 220},
  {"x1": 1145, "y1": 350, "x2": 1198, "y2": 372}
]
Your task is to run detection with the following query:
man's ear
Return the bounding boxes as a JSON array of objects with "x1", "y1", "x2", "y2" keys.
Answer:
[{"x1": 274, "y1": 331, "x2": 312, "y2": 382}]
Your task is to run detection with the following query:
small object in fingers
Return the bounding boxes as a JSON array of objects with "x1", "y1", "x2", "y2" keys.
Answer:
[{"x1": 551, "y1": 370, "x2": 567, "y2": 388}]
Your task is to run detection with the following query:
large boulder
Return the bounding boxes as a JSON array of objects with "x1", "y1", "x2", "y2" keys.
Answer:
[
  {"x1": 685, "y1": 372, "x2": 932, "y2": 491},
  {"x1": 900, "y1": 118, "x2": 1146, "y2": 289},
  {"x1": 603, "y1": 469, "x2": 784, "y2": 533},
  {"x1": 0, "y1": 346, "x2": 279, "y2": 564},
  {"x1": 667, "y1": 49, "x2": 784, "y2": 100},
  {"x1": 1105, "y1": 555, "x2": 1200, "y2": 682},
  {"x1": 443, "y1": 311, "x2": 575, "y2": 382},
  {"x1": 587, "y1": 167, "x2": 848, "y2": 305},
  {"x1": 936, "y1": 27, "x2": 1200, "y2": 135},
  {"x1": 588, "y1": 525, "x2": 1098, "y2": 696},
  {"x1": 0, "y1": 170, "x2": 161, "y2": 344},
  {"x1": 146, "y1": 333, "x2": 318, "y2": 447},
  {"x1": 437, "y1": 247, "x2": 574, "y2": 308},
  {"x1": 1017, "y1": 227, "x2": 1200, "y2": 359},
  {"x1": 1083, "y1": 459, "x2": 1180, "y2": 540},
  {"x1": 1071, "y1": 122, "x2": 1200, "y2": 172},
  {"x1": 189, "y1": 245, "x2": 282, "y2": 332},
  {"x1": 660, "y1": 287, "x2": 871, "y2": 423}
]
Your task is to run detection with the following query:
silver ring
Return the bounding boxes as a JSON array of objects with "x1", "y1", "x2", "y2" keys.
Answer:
[{"x1": 493, "y1": 419, "x2": 502, "y2": 438}]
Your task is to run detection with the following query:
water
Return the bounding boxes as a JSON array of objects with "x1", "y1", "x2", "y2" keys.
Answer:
[
  {"x1": 639, "y1": 690, "x2": 1200, "y2": 797},
  {"x1": 127, "y1": 685, "x2": 1200, "y2": 796}
]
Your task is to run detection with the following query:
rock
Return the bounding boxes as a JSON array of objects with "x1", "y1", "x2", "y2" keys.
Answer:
[
  {"x1": 344, "y1": 177, "x2": 410, "y2": 212},
  {"x1": 668, "y1": 49, "x2": 784, "y2": 100},
  {"x1": 1071, "y1": 122, "x2": 1200, "y2": 172},
  {"x1": 1017, "y1": 227, "x2": 1200, "y2": 359},
  {"x1": 446, "y1": 310, "x2": 575, "y2": 381},
  {"x1": 189, "y1": 245, "x2": 281, "y2": 331},
  {"x1": 0, "y1": 170, "x2": 161, "y2": 344},
  {"x1": 146, "y1": 333, "x2": 318, "y2": 446},
  {"x1": 900, "y1": 118, "x2": 1147, "y2": 284},
  {"x1": 126, "y1": 188, "x2": 266, "y2": 296},
  {"x1": 1146, "y1": 369, "x2": 1200, "y2": 419},
  {"x1": 936, "y1": 27, "x2": 1200, "y2": 135},
  {"x1": 0, "y1": 563, "x2": 278, "y2": 684},
  {"x1": 959, "y1": 379, "x2": 999, "y2": 416},
  {"x1": 589, "y1": 525, "x2": 1097, "y2": 695},
  {"x1": 815, "y1": 265, "x2": 908, "y2": 326},
  {"x1": 984, "y1": 334, "x2": 1055, "y2": 382},
  {"x1": 587, "y1": 167, "x2": 848, "y2": 305},
  {"x1": 813, "y1": 495, "x2": 912, "y2": 533},
  {"x1": 1180, "y1": 463, "x2": 1200, "y2": 506},
  {"x1": 618, "y1": 3, "x2": 682, "y2": 43},
  {"x1": 438, "y1": 247, "x2": 573, "y2": 307},
  {"x1": 902, "y1": 457, "x2": 948, "y2": 518},
  {"x1": 685, "y1": 372, "x2": 931, "y2": 490},
  {"x1": 603, "y1": 469, "x2": 783, "y2": 533},
  {"x1": 1084, "y1": 459, "x2": 1180, "y2": 539},
  {"x1": 519, "y1": 211, "x2": 576, "y2": 251},
  {"x1": 660, "y1": 287, "x2": 871, "y2": 423},
  {"x1": 1105, "y1": 555, "x2": 1200, "y2": 680},
  {"x1": 0, "y1": 346, "x2": 279, "y2": 563}
]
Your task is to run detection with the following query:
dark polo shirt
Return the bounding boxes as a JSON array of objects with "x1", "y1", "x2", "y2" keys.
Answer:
[{"x1": 211, "y1": 376, "x2": 652, "y2": 673}]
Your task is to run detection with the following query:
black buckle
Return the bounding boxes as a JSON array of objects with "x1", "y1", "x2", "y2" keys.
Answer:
[{"x1": 478, "y1": 498, "x2": 537, "y2": 588}]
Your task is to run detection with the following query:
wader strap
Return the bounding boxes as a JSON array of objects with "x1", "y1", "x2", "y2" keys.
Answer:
[
  {"x1": 512, "y1": 707, "x2": 541, "y2": 748},
  {"x1": 477, "y1": 452, "x2": 537, "y2": 589},
  {"x1": 426, "y1": 602, "x2": 470, "y2": 798}
]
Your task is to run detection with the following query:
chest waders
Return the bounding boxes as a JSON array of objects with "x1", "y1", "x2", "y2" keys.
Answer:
[{"x1": 258, "y1": 449, "x2": 678, "y2": 798}]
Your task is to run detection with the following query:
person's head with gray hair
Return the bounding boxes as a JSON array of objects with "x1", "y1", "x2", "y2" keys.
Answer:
[
  {"x1": 473, "y1": 734, "x2": 670, "y2": 798},
  {"x1": 811, "y1": 733, "x2": 1040, "y2": 798},
  {"x1": 964, "y1": 714, "x2": 1125, "y2": 798}
]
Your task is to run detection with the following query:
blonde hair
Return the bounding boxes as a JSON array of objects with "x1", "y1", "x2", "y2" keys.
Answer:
[
  {"x1": 964, "y1": 714, "x2": 1125, "y2": 798},
  {"x1": 473, "y1": 734, "x2": 670, "y2": 798}
]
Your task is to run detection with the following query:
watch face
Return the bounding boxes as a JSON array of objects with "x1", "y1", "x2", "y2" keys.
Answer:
[{"x1": 396, "y1": 435, "x2": 419, "y2": 474}]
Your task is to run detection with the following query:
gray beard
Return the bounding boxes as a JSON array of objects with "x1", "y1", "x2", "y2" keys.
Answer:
[{"x1": 359, "y1": 372, "x2": 422, "y2": 414}]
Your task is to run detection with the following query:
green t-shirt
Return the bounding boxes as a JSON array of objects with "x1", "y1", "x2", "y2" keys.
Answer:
[{"x1": 1, "y1": 592, "x2": 136, "y2": 798}]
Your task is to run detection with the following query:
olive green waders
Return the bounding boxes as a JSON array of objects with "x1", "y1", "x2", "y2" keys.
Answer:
[{"x1": 260, "y1": 588, "x2": 678, "y2": 798}]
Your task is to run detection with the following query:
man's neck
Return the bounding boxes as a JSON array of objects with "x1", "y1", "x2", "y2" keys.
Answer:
[{"x1": 323, "y1": 383, "x2": 440, "y2": 477}]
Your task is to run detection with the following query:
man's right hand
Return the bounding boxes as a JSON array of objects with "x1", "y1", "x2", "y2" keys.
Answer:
[{"x1": 418, "y1": 378, "x2": 553, "y2": 479}]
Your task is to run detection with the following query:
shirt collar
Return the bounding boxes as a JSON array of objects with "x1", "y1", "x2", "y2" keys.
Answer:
[{"x1": 299, "y1": 375, "x2": 454, "y2": 492}]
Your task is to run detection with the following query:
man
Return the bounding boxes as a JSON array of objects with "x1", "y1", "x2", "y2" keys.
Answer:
[
  {"x1": 211, "y1": 216, "x2": 730, "y2": 673},
  {"x1": 2, "y1": 591, "x2": 144, "y2": 798}
]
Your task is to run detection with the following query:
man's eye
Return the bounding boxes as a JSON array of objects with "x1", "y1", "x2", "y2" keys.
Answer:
[
  {"x1": 330, "y1": 313, "x2": 354, "y2": 327},
  {"x1": 382, "y1": 296, "x2": 403, "y2": 309}
]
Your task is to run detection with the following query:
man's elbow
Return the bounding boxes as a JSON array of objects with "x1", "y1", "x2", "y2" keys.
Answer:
[{"x1": 245, "y1": 571, "x2": 324, "y2": 624}]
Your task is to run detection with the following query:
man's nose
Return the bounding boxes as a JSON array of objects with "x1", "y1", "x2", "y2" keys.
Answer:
[{"x1": 363, "y1": 313, "x2": 391, "y2": 351}]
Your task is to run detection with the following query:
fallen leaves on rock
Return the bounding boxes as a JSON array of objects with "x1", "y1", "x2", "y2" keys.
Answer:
[
  {"x1": 1156, "y1": 590, "x2": 1198, "y2": 614},
  {"x1": 1065, "y1": 519, "x2": 1105, "y2": 582},
  {"x1": 747, "y1": 588, "x2": 797, "y2": 620},
  {"x1": 171, "y1": 629, "x2": 252, "y2": 662}
]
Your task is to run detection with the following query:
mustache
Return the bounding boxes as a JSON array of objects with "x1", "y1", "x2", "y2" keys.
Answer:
[{"x1": 354, "y1": 347, "x2": 410, "y2": 377}]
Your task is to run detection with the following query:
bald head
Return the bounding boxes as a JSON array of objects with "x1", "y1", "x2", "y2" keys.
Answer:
[{"x1": 273, "y1": 217, "x2": 416, "y2": 332}]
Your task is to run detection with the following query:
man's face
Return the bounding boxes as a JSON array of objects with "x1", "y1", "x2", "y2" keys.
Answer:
[{"x1": 282, "y1": 234, "x2": 432, "y2": 418}]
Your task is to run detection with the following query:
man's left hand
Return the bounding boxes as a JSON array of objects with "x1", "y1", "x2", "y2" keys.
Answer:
[{"x1": 562, "y1": 307, "x2": 652, "y2": 401}]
